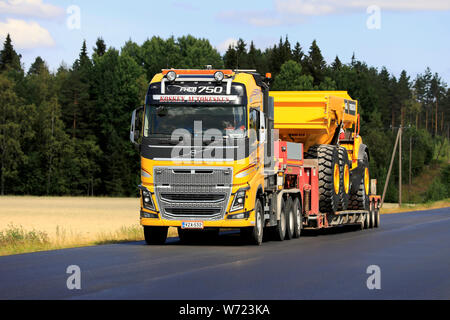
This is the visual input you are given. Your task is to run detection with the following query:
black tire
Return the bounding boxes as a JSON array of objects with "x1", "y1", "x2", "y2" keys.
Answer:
[
  {"x1": 349, "y1": 152, "x2": 370, "y2": 210},
  {"x1": 364, "y1": 212, "x2": 370, "y2": 229},
  {"x1": 374, "y1": 207, "x2": 380, "y2": 228},
  {"x1": 369, "y1": 203, "x2": 375, "y2": 229},
  {"x1": 241, "y1": 198, "x2": 264, "y2": 245},
  {"x1": 273, "y1": 197, "x2": 287, "y2": 241},
  {"x1": 292, "y1": 197, "x2": 302, "y2": 238},
  {"x1": 144, "y1": 226, "x2": 168, "y2": 245},
  {"x1": 285, "y1": 197, "x2": 295, "y2": 240},
  {"x1": 305, "y1": 145, "x2": 340, "y2": 213},
  {"x1": 338, "y1": 146, "x2": 350, "y2": 211}
]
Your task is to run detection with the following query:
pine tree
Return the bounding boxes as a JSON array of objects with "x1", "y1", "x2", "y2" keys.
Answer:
[
  {"x1": 292, "y1": 42, "x2": 304, "y2": 66},
  {"x1": 28, "y1": 57, "x2": 46, "y2": 75},
  {"x1": 224, "y1": 44, "x2": 238, "y2": 69},
  {"x1": 331, "y1": 56, "x2": 342, "y2": 71},
  {"x1": 94, "y1": 38, "x2": 106, "y2": 57},
  {"x1": 305, "y1": 40, "x2": 327, "y2": 86},
  {"x1": 0, "y1": 34, "x2": 22, "y2": 72}
]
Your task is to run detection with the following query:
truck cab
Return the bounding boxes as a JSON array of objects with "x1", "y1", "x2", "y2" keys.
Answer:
[{"x1": 130, "y1": 69, "x2": 272, "y2": 244}]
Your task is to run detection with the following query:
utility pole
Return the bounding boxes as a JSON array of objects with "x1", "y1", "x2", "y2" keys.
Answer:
[
  {"x1": 399, "y1": 126, "x2": 402, "y2": 207},
  {"x1": 381, "y1": 127, "x2": 401, "y2": 208},
  {"x1": 409, "y1": 135, "x2": 412, "y2": 202}
]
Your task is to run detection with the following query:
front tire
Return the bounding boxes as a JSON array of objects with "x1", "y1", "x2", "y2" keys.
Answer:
[
  {"x1": 241, "y1": 198, "x2": 264, "y2": 245},
  {"x1": 144, "y1": 226, "x2": 168, "y2": 245}
]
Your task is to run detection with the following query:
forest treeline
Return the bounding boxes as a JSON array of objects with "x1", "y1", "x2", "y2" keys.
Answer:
[{"x1": 0, "y1": 34, "x2": 449, "y2": 201}]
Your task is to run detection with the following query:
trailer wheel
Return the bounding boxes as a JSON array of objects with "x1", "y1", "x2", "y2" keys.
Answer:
[
  {"x1": 273, "y1": 198, "x2": 287, "y2": 241},
  {"x1": 349, "y1": 152, "x2": 370, "y2": 210},
  {"x1": 338, "y1": 146, "x2": 350, "y2": 211},
  {"x1": 241, "y1": 199, "x2": 264, "y2": 245},
  {"x1": 374, "y1": 206, "x2": 380, "y2": 228},
  {"x1": 305, "y1": 145, "x2": 340, "y2": 213},
  {"x1": 369, "y1": 202, "x2": 376, "y2": 229},
  {"x1": 285, "y1": 197, "x2": 295, "y2": 240},
  {"x1": 364, "y1": 212, "x2": 370, "y2": 229},
  {"x1": 144, "y1": 226, "x2": 168, "y2": 245},
  {"x1": 292, "y1": 197, "x2": 302, "y2": 238}
]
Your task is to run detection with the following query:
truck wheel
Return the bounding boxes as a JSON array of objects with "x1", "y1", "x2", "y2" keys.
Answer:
[
  {"x1": 338, "y1": 146, "x2": 350, "y2": 211},
  {"x1": 305, "y1": 145, "x2": 340, "y2": 213},
  {"x1": 285, "y1": 197, "x2": 295, "y2": 240},
  {"x1": 241, "y1": 198, "x2": 264, "y2": 245},
  {"x1": 273, "y1": 198, "x2": 287, "y2": 241},
  {"x1": 349, "y1": 152, "x2": 370, "y2": 210},
  {"x1": 292, "y1": 197, "x2": 302, "y2": 238},
  {"x1": 144, "y1": 226, "x2": 168, "y2": 245}
]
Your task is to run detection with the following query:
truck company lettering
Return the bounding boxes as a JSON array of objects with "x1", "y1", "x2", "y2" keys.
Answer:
[{"x1": 155, "y1": 95, "x2": 237, "y2": 103}]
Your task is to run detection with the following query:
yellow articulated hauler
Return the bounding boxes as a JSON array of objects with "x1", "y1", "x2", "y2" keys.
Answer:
[{"x1": 130, "y1": 69, "x2": 381, "y2": 246}]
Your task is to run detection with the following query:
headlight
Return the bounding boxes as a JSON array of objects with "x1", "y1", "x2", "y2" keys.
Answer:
[
  {"x1": 230, "y1": 189, "x2": 246, "y2": 212},
  {"x1": 166, "y1": 71, "x2": 177, "y2": 82},
  {"x1": 142, "y1": 189, "x2": 155, "y2": 211}
]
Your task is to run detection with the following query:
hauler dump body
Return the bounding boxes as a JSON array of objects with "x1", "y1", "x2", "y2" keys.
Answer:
[{"x1": 130, "y1": 69, "x2": 381, "y2": 245}]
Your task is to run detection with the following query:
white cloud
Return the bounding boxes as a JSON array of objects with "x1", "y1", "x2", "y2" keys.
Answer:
[
  {"x1": 0, "y1": 0, "x2": 64, "y2": 19},
  {"x1": 275, "y1": 0, "x2": 450, "y2": 16},
  {"x1": 216, "y1": 38, "x2": 238, "y2": 53},
  {"x1": 218, "y1": 0, "x2": 450, "y2": 27},
  {"x1": 0, "y1": 18, "x2": 55, "y2": 49}
]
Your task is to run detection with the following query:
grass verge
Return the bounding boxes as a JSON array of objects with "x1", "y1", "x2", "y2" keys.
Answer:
[
  {"x1": 0, "y1": 224, "x2": 179, "y2": 257},
  {"x1": 381, "y1": 198, "x2": 450, "y2": 214}
]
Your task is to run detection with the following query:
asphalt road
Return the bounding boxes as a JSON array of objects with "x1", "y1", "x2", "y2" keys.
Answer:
[{"x1": 1, "y1": 207, "x2": 450, "y2": 300}]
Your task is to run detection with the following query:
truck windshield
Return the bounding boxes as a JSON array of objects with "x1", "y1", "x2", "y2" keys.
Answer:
[{"x1": 144, "y1": 105, "x2": 247, "y2": 137}]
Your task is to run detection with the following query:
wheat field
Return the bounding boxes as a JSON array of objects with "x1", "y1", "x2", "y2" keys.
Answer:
[{"x1": 0, "y1": 196, "x2": 177, "y2": 256}]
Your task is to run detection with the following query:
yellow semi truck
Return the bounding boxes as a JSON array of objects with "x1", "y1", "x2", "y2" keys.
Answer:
[{"x1": 130, "y1": 68, "x2": 381, "y2": 245}]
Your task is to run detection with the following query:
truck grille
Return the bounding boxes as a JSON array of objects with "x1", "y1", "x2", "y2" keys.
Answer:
[
  {"x1": 161, "y1": 193, "x2": 226, "y2": 202},
  {"x1": 165, "y1": 208, "x2": 222, "y2": 216},
  {"x1": 154, "y1": 167, "x2": 233, "y2": 220}
]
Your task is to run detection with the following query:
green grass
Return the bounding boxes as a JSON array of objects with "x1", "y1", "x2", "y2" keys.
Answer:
[
  {"x1": 381, "y1": 198, "x2": 450, "y2": 214},
  {"x1": 0, "y1": 224, "x2": 180, "y2": 257}
]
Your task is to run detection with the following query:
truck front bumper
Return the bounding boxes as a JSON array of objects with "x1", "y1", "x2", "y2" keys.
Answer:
[{"x1": 140, "y1": 211, "x2": 255, "y2": 228}]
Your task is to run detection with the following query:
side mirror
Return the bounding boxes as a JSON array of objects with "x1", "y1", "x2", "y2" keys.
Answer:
[{"x1": 130, "y1": 106, "x2": 144, "y2": 145}]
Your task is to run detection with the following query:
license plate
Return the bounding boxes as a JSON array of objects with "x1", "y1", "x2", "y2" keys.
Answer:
[{"x1": 181, "y1": 221, "x2": 204, "y2": 230}]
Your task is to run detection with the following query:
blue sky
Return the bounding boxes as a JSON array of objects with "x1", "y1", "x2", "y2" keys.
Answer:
[{"x1": 0, "y1": 0, "x2": 449, "y2": 83}]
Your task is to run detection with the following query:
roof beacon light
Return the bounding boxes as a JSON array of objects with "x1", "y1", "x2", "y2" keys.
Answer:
[
  {"x1": 166, "y1": 71, "x2": 177, "y2": 82},
  {"x1": 214, "y1": 71, "x2": 224, "y2": 82}
]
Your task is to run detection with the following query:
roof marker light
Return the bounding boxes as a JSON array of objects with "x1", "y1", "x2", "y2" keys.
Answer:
[
  {"x1": 214, "y1": 71, "x2": 224, "y2": 82},
  {"x1": 166, "y1": 71, "x2": 177, "y2": 82}
]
